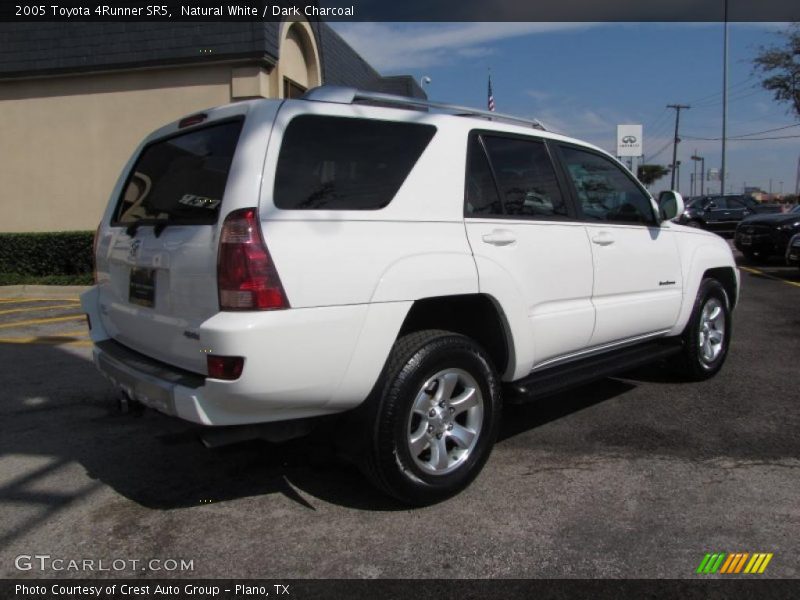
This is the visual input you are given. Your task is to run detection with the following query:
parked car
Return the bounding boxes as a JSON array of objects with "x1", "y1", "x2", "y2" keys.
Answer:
[
  {"x1": 81, "y1": 86, "x2": 739, "y2": 504},
  {"x1": 734, "y1": 204, "x2": 800, "y2": 262},
  {"x1": 786, "y1": 232, "x2": 800, "y2": 271},
  {"x1": 675, "y1": 194, "x2": 782, "y2": 234}
]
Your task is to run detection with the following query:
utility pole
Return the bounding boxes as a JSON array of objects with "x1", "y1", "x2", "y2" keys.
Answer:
[
  {"x1": 692, "y1": 148, "x2": 698, "y2": 197},
  {"x1": 721, "y1": 0, "x2": 729, "y2": 196},
  {"x1": 796, "y1": 154, "x2": 800, "y2": 196},
  {"x1": 668, "y1": 104, "x2": 690, "y2": 190}
]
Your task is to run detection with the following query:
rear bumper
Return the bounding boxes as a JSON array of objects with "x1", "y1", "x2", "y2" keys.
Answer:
[{"x1": 80, "y1": 286, "x2": 411, "y2": 426}]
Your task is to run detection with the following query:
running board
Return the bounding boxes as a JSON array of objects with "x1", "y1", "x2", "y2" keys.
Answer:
[{"x1": 505, "y1": 340, "x2": 682, "y2": 403}]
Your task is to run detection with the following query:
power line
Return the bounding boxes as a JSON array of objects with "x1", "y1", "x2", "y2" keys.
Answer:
[
  {"x1": 682, "y1": 134, "x2": 800, "y2": 141},
  {"x1": 691, "y1": 87, "x2": 762, "y2": 109},
  {"x1": 683, "y1": 75, "x2": 757, "y2": 105},
  {"x1": 644, "y1": 139, "x2": 673, "y2": 162},
  {"x1": 681, "y1": 123, "x2": 800, "y2": 141},
  {"x1": 730, "y1": 122, "x2": 800, "y2": 138}
]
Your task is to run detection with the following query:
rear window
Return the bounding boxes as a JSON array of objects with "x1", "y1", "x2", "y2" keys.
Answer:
[
  {"x1": 273, "y1": 115, "x2": 436, "y2": 210},
  {"x1": 112, "y1": 119, "x2": 244, "y2": 226}
]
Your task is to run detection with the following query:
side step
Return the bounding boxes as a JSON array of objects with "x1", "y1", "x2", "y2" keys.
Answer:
[{"x1": 505, "y1": 340, "x2": 682, "y2": 404}]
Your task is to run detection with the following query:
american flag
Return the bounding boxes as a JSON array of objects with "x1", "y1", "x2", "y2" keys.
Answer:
[{"x1": 488, "y1": 75, "x2": 495, "y2": 112}]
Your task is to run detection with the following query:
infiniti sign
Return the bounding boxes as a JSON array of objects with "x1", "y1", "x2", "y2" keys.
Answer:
[{"x1": 617, "y1": 124, "x2": 643, "y2": 157}]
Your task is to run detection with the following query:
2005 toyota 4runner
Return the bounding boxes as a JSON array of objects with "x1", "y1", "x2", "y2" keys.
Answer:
[{"x1": 82, "y1": 86, "x2": 738, "y2": 504}]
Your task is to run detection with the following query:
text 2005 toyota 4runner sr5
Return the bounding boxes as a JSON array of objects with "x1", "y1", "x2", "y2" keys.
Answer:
[{"x1": 81, "y1": 87, "x2": 738, "y2": 504}]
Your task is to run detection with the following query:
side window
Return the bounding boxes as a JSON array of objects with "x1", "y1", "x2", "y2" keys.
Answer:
[
  {"x1": 465, "y1": 136, "x2": 503, "y2": 216},
  {"x1": 482, "y1": 136, "x2": 567, "y2": 218},
  {"x1": 559, "y1": 146, "x2": 656, "y2": 225},
  {"x1": 274, "y1": 116, "x2": 436, "y2": 210},
  {"x1": 708, "y1": 197, "x2": 726, "y2": 209},
  {"x1": 727, "y1": 198, "x2": 745, "y2": 210}
]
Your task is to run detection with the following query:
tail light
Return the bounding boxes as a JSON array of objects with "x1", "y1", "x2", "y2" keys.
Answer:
[
  {"x1": 207, "y1": 355, "x2": 245, "y2": 380},
  {"x1": 217, "y1": 208, "x2": 289, "y2": 310}
]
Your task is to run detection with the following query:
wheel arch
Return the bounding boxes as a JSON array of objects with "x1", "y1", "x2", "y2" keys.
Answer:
[
  {"x1": 397, "y1": 293, "x2": 515, "y2": 379},
  {"x1": 702, "y1": 266, "x2": 739, "y2": 310}
]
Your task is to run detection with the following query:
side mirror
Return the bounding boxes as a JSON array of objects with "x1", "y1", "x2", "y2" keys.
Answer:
[{"x1": 658, "y1": 190, "x2": 685, "y2": 222}]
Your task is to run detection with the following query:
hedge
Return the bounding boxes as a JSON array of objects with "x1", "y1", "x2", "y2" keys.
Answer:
[{"x1": 0, "y1": 231, "x2": 94, "y2": 285}]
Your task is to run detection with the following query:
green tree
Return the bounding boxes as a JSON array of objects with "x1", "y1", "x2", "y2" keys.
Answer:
[
  {"x1": 753, "y1": 23, "x2": 800, "y2": 119},
  {"x1": 637, "y1": 164, "x2": 670, "y2": 187}
]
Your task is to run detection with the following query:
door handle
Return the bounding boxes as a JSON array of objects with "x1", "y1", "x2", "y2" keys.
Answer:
[
  {"x1": 482, "y1": 230, "x2": 516, "y2": 246},
  {"x1": 591, "y1": 232, "x2": 615, "y2": 246}
]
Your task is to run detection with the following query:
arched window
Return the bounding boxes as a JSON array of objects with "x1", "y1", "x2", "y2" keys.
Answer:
[{"x1": 278, "y1": 21, "x2": 321, "y2": 98}]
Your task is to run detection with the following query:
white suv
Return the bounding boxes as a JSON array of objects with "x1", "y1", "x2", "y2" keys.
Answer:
[{"x1": 82, "y1": 86, "x2": 738, "y2": 504}]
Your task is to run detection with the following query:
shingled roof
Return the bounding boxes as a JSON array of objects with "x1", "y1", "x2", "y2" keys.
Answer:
[{"x1": 0, "y1": 22, "x2": 425, "y2": 98}]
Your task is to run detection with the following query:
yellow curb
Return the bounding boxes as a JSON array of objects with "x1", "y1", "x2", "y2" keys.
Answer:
[
  {"x1": 739, "y1": 266, "x2": 800, "y2": 288},
  {"x1": 0, "y1": 315, "x2": 85, "y2": 329},
  {"x1": 0, "y1": 304, "x2": 81, "y2": 316}
]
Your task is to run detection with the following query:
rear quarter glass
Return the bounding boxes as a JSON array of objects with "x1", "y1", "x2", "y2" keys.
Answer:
[
  {"x1": 112, "y1": 118, "x2": 244, "y2": 226},
  {"x1": 273, "y1": 115, "x2": 436, "y2": 210}
]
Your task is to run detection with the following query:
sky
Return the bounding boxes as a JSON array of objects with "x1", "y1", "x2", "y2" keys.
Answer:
[{"x1": 332, "y1": 22, "x2": 800, "y2": 197}]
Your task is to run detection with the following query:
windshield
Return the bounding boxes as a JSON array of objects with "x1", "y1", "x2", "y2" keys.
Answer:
[{"x1": 112, "y1": 119, "x2": 243, "y2": 226}]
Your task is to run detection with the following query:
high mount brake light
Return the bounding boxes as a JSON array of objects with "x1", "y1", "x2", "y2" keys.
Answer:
[{"x1": 178, "y1": 113, "x2": 207, "y2": 128}]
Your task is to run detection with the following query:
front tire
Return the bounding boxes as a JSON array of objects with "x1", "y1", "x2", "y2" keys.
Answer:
[
  {"x1": 362, "y1": 330, "x2": 501, "y2": 505},
  {"x1": 671, "y1": 278, "x2": 732, "y2": 381}
]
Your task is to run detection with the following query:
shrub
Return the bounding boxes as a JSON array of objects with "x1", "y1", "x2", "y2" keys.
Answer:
[{"x1": 0, "y1": 231, "x2": 94, "y2": 285}]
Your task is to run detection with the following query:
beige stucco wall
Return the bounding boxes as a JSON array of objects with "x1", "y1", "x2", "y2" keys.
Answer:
[{"x1": 0, "y1": 64, "x2": 235, "y2": 232}]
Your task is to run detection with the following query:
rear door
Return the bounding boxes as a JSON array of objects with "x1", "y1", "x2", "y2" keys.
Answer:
[
  {"x1": 722, "y1": 197, "x2": 748, "y2": 231},
  {"x1": 555, "y1": 143, "x2": 683, "y2": 347},
  {"x1": 464, "y1": 132, "x2": 595, "y2": 368},
  {"x1": 95, "y1": 109, "x2": 269, "y2": 374},
  {"x1": 703, "y1": 197, "x2": 729, "y2": 231}
]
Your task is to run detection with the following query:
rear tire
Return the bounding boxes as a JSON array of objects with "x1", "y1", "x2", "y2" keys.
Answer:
[
  {"x1": 361, "y1": 330, "x2": 501, "y2": 505},
  {"x1": 671, "y1": 278, "x2": 731, "y2": 381}
]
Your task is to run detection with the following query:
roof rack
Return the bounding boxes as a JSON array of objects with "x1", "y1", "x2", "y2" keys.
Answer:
[{"x1": 301, "y1": 85, "x2": 546, "y2": 131}]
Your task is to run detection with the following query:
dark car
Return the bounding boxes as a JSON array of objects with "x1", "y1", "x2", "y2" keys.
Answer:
[
  {"x1": 786, "y1": 232, "x2": 800, "y2": 271},
  {"x1": 734, "y1": 204, "x2": 800, "y2": 261},
  {"x1": 676, "y1": 194, "x2": 782, "y2": 234}
]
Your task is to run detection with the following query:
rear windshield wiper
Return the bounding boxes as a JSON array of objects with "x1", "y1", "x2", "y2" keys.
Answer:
[
  {"x1": 153, "y1": 222, "x2": 170, "y2": 238},
  {"x1": 126, "y1": 222, "x2": 142, "y2": 237}
]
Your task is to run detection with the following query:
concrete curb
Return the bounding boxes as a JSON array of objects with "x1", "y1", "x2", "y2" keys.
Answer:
[{"x1": 0, "y1": 285, "x2": 90, "y2": 299}]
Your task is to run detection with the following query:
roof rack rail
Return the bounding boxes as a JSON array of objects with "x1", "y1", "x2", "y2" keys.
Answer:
[{"x1": 301, "y1": 85, "x2": 546, "y2": 131}]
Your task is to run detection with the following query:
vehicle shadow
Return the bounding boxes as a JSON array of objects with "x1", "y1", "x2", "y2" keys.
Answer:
[{"x1": 0, "y1": 341, "x2": 646, "y2": 534}]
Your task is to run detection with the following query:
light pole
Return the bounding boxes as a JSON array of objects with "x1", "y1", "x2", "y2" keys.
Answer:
[
  {"x1": 691, "y1": 154, "x2": 705, "y2": 196},
  {"x1": 721, "y1": 0, "x2": 729, "y2": 196}
]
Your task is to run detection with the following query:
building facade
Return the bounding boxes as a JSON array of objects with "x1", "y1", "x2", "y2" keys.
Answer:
[{"x1": 0, "y1": 21, "x2": 423, "y2": 232}]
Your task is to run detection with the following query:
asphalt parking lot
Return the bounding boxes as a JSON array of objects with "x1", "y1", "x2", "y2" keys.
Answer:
[{"x1": 0, "y1": 251, "x2": 798, "y2": 580}]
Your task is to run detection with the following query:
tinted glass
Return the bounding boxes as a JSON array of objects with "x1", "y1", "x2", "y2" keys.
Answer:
[
  {"x1": 483, "y1": 136, "x2": 566, "y2": 217},
  {"x1": 560, "y1": 146, "x2": 655, "y2": 224},
  {"x1": 727, "y1": 198, "x2": 745, "y2": 209},
  {"x1": 113, "y1": 120, "x2": 243, "y2": 226},
  {"x1": 465, "y1": 137, "x2": 503, "y2": 216},
  {"x1": 274, "y1": 115, "x2": 436, "y2": 210}
]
